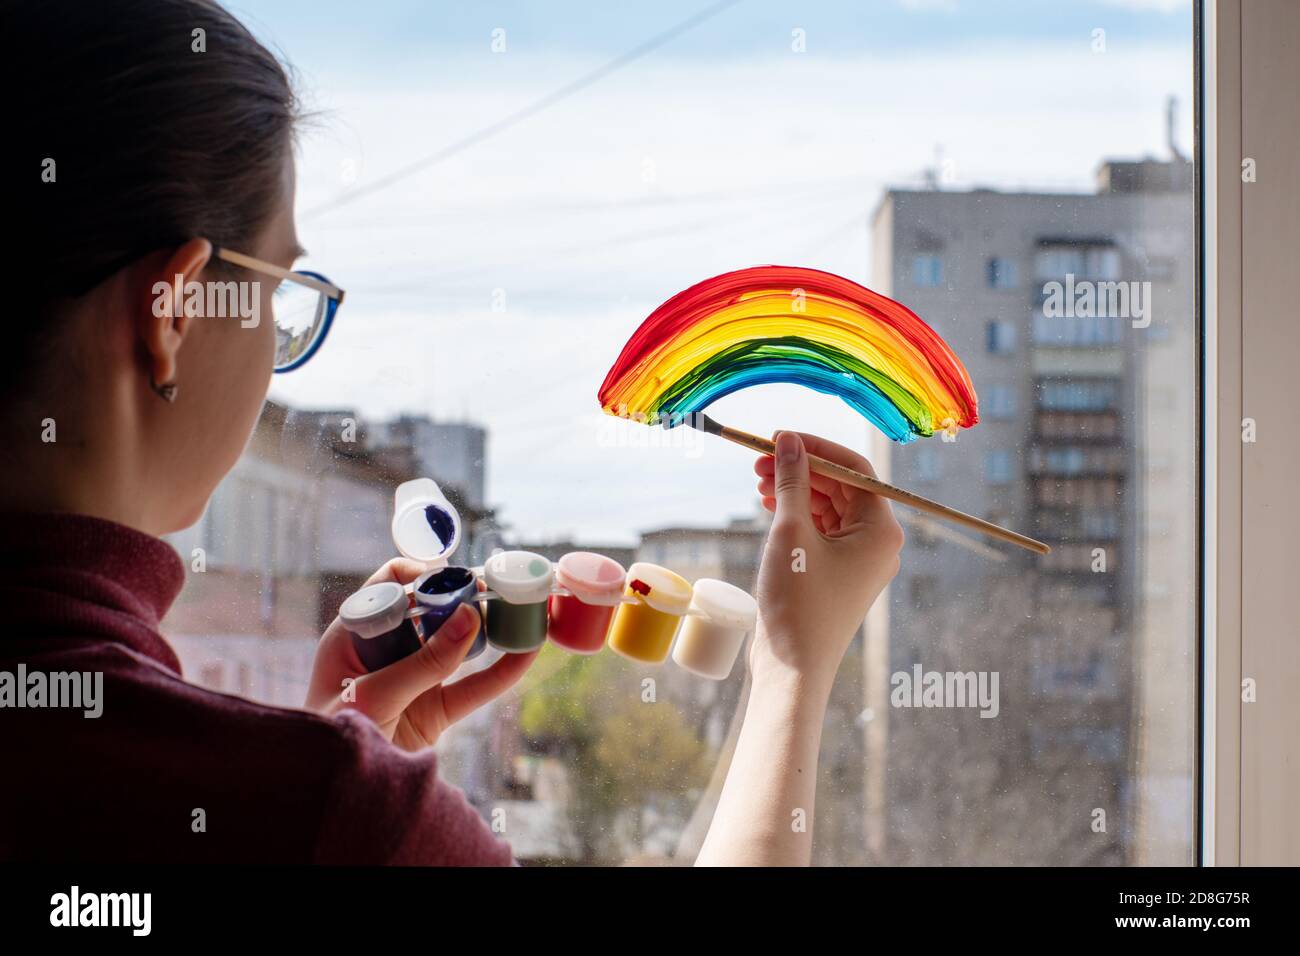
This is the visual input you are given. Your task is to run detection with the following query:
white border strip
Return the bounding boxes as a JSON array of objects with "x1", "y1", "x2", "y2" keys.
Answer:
[{"x1": 1200, "y1": 0, "x2": 1218, "y2": 867}]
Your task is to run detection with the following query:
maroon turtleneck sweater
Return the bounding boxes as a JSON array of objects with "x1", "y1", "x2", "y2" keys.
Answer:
[{"x1": 0, "y1": 513, "x2": 513, "y2": 864}]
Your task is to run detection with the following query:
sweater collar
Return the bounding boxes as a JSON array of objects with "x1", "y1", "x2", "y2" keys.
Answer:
[{"x1": 0, "y1": 511, "x2": 185, "y2": 673}]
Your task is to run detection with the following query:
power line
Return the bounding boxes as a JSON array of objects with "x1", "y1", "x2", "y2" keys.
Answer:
[
  {"x1": 303, "y1": 0, "x2": 745, "y2": 220},
  {"x1": 307, "y1": 174, "x2": 877, "y2": 224}
]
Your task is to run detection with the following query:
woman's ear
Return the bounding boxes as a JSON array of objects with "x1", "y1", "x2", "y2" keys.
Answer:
[{"x1": 140, "y1": 238, "x2": 213, "y2": 389}]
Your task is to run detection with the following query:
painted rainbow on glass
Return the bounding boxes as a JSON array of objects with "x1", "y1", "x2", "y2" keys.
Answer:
[{"x1": 598, "y1": 265, "x2": 979, "y2": 443}]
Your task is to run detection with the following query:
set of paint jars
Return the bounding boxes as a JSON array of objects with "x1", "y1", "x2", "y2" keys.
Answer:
[
  {"x1": 337, "y1": 478, "x2": 759, "y2": 681},
  {"x1": 555, "y1": 557, "x2": 759, "y2": 681}
]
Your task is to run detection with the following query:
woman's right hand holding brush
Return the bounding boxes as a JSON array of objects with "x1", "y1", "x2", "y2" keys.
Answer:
[{"x1": 696, "y1": 431, "x2": 902, "y2": 866}]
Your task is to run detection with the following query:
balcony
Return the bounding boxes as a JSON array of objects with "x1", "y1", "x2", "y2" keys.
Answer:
[{"x1": 1033, "y1": 411, "x2": 1123, "y2": 443}]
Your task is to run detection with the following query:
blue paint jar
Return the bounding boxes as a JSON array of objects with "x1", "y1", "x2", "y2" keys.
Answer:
[
  {"x1": 414, "y1": 566, "x2": 485, "y2": 660},
  {"x1": 339, "y1": 581, "x2": 421, "y2": 672}
]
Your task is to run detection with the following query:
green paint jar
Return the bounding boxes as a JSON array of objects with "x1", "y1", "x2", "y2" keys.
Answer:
[
  {"x1": 483, "y1": 550, "x2": 553, "y2": 653},
  {"x1": 484, "y1": 598, "x2": 549, "y2": 653}
]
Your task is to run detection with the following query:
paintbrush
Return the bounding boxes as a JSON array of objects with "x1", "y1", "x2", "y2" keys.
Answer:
[{"x1": 681, "y1": 413, "x2": 1050, "y2": 556}]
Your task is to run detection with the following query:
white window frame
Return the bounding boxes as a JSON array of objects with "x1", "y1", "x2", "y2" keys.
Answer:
[{"x1": 1202, "y1": 0, "x2": 1299, "y2": 866}]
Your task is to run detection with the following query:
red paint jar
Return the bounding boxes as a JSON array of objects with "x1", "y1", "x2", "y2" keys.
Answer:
[{"x1": 547, "y1": 552, "x2": 626, "y2": 654}]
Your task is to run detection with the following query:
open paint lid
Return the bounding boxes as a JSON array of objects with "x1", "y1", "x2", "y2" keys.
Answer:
[
  {"x1": 625, "y1": 562, "x2": 692, "y2": 616},
  {"x1": 555, "y1": 552, "x2": 626, "y2": 606},
  {"x1": 392, "y1": 477, "x2": 462, "y2": 565},
  {"x1": 339, "y1": 581, "x2": 409, "y2": 639},
  {"x1": 483, "y1": 550, "x2": 553, "y2": 605},
  {"x1": 689, "y1": 578, "x2": 757, "y2": 630}
]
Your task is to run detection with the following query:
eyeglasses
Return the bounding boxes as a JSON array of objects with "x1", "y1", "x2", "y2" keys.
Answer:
[{"x1": 213, "y1": 246, "x2": 345, "y2": 373}]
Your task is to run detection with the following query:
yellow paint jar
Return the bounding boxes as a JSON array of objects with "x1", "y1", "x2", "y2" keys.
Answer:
[{"x1": 607, "y1": 562, "x2": 692, "y2": 664}]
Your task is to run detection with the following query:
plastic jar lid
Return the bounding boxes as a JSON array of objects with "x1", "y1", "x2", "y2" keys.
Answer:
[
  {"x1": 624, "y1": 562, "x2": 692, "y2": 616},
  {"x1": 339, "y1": 581, "x2": 409, "y2": 639},
  {"x1": 689, "y1": 578, "x2": 758, "y2": 630},
  {"x1": 484, "y1": 550, "x2": 554, "y2": 605},
  {"x1": 391, "y1": 477, "x2": 462, "y2": 564},
  {"x1": 555, "y1": 552, "x2": 626, "y2": 606}
]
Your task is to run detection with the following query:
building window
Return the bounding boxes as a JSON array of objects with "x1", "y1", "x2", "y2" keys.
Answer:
[
  {"x1": 985, "y1": 449, "x2": 1014, "y2": 484},
  {"x1": 1033, "y1": 310, "x2": 1118, "y2": 346},
  {"x1": 911, "y1": 254, "x2": 943, "y2": 288},
  {"x1": 986, "y1": 319, "x2": 1017, "y2": 354},
  {"x1": 1043, "y1": 447, "x2": 1087, "y2": 475},
  {"x1": 1035, "y1": 245, "x2": 1121, "y2": 281},
  {"x1": 1035, "y1": 247, "x2": 1084, "y2": 280},
  {"x1": 1088, "y1": 247, "x2": 1122, "y2": 280},
  {"x1": 1038, "y1": 379, "x2": 1120, "y2": 411},
  {"x1": 987, "y1": 257, "x2": 1018, "y2": 289},
  {"x1": 909, "y1": 575, "x2": 940, "y2": 610},
  {"x1": 984, "y1": 384, "x2": 1016, "y2": 419},
  {"x1": 914, "y1": 445, "x2": 942, "y2": 482}
]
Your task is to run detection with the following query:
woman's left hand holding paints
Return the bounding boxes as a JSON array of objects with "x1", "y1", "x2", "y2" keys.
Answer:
[{"x1": 306, "y1": 557, "x2": 539, "y2": 751}]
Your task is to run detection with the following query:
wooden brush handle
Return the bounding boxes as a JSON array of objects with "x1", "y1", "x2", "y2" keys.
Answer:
[{"x1": 720, "y1": 424, "x2": 1051, "y2": 556}]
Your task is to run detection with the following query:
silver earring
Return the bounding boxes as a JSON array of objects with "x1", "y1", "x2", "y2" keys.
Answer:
[{"x1": 150, "y1": 375, "x2": 178, "y2": 403}]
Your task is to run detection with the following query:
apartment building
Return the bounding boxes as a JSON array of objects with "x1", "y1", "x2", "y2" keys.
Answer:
[{"x1": 866, "y1": 157, "x2": 1194, "y2": 864}]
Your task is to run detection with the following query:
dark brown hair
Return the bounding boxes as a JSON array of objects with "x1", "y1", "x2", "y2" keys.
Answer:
[{"x1": 9, "y1": 0, "x2": 298, "y2": 394}]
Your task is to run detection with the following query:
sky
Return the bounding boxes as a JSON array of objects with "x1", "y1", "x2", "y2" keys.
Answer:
[{"x1": 234, "y1": 0, "x2": 1194, "y2": 544}]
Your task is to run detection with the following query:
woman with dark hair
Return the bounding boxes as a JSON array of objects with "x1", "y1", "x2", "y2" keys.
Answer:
[{"x1": 3, "y1": 0, "x2": 902, "y2": 864}]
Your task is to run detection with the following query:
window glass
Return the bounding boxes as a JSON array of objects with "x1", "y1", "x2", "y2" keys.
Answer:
[
  {"x1": 987, "y1": 257, "x2": 1018, "y2": 289},
  {"x1": 984, "y1": 449, "x2": 1015, "y2": 484},
  {"x1": 912, "y1": 254, "x2": 944, "y2": 288},
  {"x1": 165, "y1": 0, "x2": 1196, "y2": 866},
  {"x1": 914, "y1": 445, "x2": 942, "y2": 482},
  {"x1": 983, "y1": 384, "x2": 1017, "y2": 419},
  {"x1": 987, "y1": 319, "x2": 1018, "y2": 354}
]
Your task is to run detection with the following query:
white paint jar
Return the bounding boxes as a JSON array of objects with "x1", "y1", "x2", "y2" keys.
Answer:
[{"x1": 671, "y1": 578, "x2": 758, "y2": 680}]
